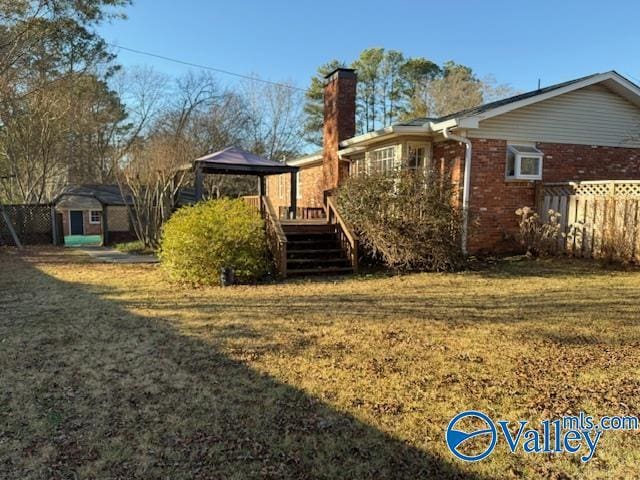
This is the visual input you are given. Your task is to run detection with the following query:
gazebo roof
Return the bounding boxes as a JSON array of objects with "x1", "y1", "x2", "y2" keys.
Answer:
[{"x1": 194, "y1": 146, "x2": 298, "y2": 176}]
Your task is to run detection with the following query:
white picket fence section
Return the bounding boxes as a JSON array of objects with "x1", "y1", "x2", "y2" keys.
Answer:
[{"x1": 538, "y1": 181, "x2": 640, "y2": 260}]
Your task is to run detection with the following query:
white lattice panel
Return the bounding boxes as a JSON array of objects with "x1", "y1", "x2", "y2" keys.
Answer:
[{"x1": 544, "y1": 181, "x2": 640, "y2": 198}]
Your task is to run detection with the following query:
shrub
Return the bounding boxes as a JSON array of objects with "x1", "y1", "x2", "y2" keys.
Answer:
[
  {"x1": 599, "y1": 220, "x2": 636, "y2": 265},
  {"x1": 114, "y1": 240, "x2": 155, "y2": 255},
  {"x1": 515, "y1": 207, "x2": 562, "y2": 257},
  {"x1": 159, "y1": 199, "x2": 267, "y2": 285},
  {"x1": 336, "y1": 169, "x2": 466, "y2": 272}
]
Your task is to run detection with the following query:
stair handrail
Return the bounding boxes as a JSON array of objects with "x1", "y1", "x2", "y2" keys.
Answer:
[
  {"x1": 261, "y1": 195, "x2": 288, "y2": 278},
  {"x1": 325, "y1": 196, "x2": 358, "y2": 272}
]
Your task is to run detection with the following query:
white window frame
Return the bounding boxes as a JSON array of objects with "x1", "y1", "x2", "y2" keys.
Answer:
[
  {"x1": 406, "y1": 142, "x2": 430, "y2": 171},
  {"x1": 350, "y1": 153, "x2": 366, "y2": 176},
  {"x1": 89, "y1": 210, "x2": 102, "y2": 224},
  {"x1": 506, "y1": 144, "x2": 544, "y2": 181},
  {"x1": 367, "y1": 145, "x2": 398, "y2": 174}
]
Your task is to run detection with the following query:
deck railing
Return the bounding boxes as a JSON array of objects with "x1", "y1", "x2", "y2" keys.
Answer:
[
  {"x1": 278, "y1": 206, "x2": 326, "y2": 220},
  {"x1": 261, "y1": 196, "x2": 288, "y2": 278},
  {"x1": 326, "y1": 196, "x2": 358, "y2": 272}
]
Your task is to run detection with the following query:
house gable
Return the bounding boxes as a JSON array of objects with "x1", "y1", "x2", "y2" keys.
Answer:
[{"x1": 466, "y1": 83, "x2": 640, "y2": 148}]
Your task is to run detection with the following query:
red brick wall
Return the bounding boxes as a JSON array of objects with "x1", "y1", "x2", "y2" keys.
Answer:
[
  {"x1": 538, "y1": 143, "x2": 640, "y2": 181},
  {"x1": 432, "y1": 140, "x2": 465, "y2": 206},
  {"x1": 466, "y1": 139, "x2": 534, "y2": 253},
  {"x1": 266, "y1": 163, "x2": 324, "y2": 210},
  {"x1": 467, "y1": 139, "x2": 640, "y2": 253}
]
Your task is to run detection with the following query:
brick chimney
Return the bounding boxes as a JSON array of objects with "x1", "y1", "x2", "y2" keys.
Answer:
[{"x1": 323, "y1": 68, "x2": 356, "y2": 192}]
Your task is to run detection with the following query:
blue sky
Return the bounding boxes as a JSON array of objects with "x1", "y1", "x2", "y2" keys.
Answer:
[{"x1": 100, "y1": 0, "x2": 640, "y2": 92}]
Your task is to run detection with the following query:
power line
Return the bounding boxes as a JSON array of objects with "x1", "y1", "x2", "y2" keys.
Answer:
[{"x1": 107, "y1": 43, "x2": 309, "y2": 93}]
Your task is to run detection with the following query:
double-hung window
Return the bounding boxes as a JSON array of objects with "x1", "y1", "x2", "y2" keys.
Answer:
[{"x1": 506, "y1": 144, "x2": 544, "y2": 180}]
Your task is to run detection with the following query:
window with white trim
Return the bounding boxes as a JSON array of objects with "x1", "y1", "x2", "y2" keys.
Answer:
[
  {"x1": 368, "y1": 146, "x2": 397, "y2": 174},
  {"x1": 89, "y1": 210, "x2": 102, "y2": 224},
  {"x1": 350, "y1": 153, "x2": 366, "y2": 176},
  {"x1": 295, "y1": 171, "x2": 302, "y2": 199},
  {"x1": 506, "y1": 144, "x2": 543, "y2": 180},
  {"x1": 406, "y1": 143, "x2": 429, "y2": 171}
]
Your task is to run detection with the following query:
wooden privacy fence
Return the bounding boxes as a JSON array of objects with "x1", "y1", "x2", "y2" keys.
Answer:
[
  {"x1": 0, "y1": 204, "x2": 53, "y2": 245},
  {"x1": 538, "y1": 181, "x2": 640, "y2": 260}
]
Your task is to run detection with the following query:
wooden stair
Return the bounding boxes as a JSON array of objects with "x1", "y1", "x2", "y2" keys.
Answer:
[{"x1": 281, "y1": 223, "x2": 353, "y2": 276}]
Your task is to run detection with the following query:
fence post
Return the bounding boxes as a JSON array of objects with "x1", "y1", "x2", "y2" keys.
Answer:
[
  {"x1": 534, "y1": 182, "x2": 544, "y2": 214},
  {"x1": 50, "y1": 204, "x2": 58, "y2": 245}
]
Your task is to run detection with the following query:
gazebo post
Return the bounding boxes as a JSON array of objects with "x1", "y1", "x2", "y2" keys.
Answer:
[
  {"x1": 194, "y1": 163, "x2": 204, "y2": 201},
  {"x1": 289, "y1": 171, "x2": 297, "y2": 219},
  {"x1": 257, "y1": 175, "x2": 266, "y2": 214}
]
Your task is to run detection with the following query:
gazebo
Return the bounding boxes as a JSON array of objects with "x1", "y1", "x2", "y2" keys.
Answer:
[{"x1": 192, "y1": 146, "x2": 299, "y2": 217}]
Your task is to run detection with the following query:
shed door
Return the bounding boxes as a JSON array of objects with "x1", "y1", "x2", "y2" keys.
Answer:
[{"x1": 70, "y1": 210, "x2": 84, "y2": 235}]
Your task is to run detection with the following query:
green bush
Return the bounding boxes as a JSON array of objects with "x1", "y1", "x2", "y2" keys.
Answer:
[{"x1": 159, "y1": 199, "x2": 267, "y2": 285}]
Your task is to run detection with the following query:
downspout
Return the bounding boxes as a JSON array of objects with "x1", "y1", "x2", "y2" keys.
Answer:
[{"x1": 442, "y1": 127, "x2": 472, "y2": 255}]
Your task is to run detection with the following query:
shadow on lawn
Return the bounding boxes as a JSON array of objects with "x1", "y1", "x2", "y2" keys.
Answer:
[{"x1": 0, "y1": 252, "x2": 483, "y2": 480}]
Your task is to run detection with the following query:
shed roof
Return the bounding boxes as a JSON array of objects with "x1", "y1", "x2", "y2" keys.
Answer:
[
  {"x1": 194, "y1": 146, "x2": 298, "y2": 175},
  {"x1": 55, "y1": 184, "x2": 131, "y2": 206}
]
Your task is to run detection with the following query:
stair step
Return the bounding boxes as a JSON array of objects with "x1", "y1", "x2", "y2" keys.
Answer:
[
  {"x1": 287, "y1": 239, "x2": 339, "y2": 246},
  {"x1": 282, "y1": 225, "x2": 335, "y2": 234},
  {"x1": 285, "y1": 232, "x2": 336, "y2": 238},
  {"x1": 287, "y1": 257, "x2": 348, "y2": 265},
  {"x1": 287, "y1": 266, "x2": 353, "y2": 276},
  {"x1": 287, "y1": 248, "x2": 343, "y2": 254}
]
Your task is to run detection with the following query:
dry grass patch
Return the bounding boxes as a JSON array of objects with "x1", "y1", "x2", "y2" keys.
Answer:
[{"x1": 1, "y1": 247, "x2": 640, "y2": 479}]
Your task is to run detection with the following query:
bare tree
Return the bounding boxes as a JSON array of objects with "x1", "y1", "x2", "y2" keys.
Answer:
[
  {"x1": 115, "y1": 71, "x2": 222, "y2": 248},
  {"x1": 241, "y1": 77, "x2": 305, "y2": 160},
  {"x1": 116, "y1": 138, "x2": 189, "y2": 249}
]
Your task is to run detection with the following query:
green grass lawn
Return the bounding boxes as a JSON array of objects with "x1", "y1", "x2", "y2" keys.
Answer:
[{"x1": 1, "y1": 247, "x2": 640, "y2": 479}]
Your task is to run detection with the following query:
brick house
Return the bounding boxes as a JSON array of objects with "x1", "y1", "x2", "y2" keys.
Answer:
[{"x1": 268, "y1": 69, "x2": 640, "y2": 253}]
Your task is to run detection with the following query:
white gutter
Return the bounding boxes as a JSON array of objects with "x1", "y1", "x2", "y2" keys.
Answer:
[
  {"x1": 339, "y1": 125, "x2": 429, "y2": 148},
  {"x1": 442, "y1": 127, "x2": 472, "y2": 255}
]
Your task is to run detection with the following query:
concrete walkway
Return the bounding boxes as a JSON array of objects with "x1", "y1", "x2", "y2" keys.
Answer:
[{"x1": 74, "y1": 246, "x2": 158, "y2": 264}]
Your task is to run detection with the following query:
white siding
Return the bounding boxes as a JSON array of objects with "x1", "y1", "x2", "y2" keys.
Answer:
[{"x1": 467, "y1": 84, "x2": 640, "y2": 147}]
